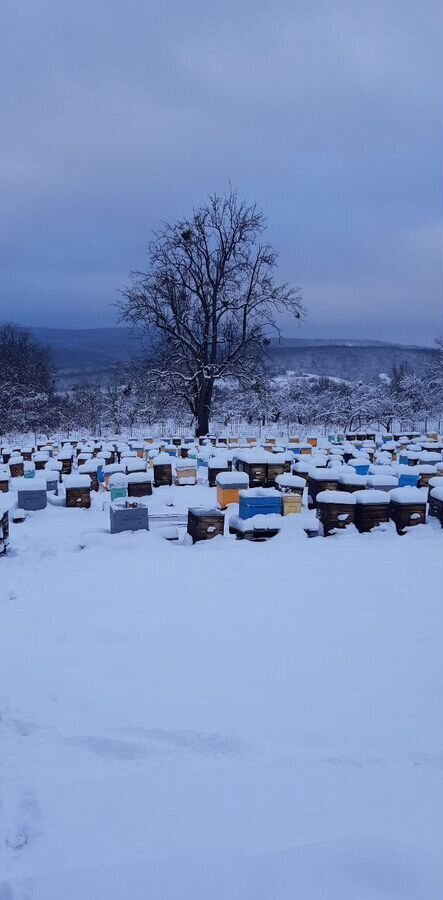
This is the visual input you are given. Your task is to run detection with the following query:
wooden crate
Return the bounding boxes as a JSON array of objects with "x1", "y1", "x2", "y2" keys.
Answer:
[
  {"x1": 282, "y1": 494, "x2": 302, "y2": 516},
  {"x1": 187, "y1": 508, "x2": 224, "y2": 543}
]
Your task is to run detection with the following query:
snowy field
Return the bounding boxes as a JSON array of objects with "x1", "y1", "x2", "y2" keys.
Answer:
[{"x1": 1, "y1": 482, "x2": 442, "y2": 899}]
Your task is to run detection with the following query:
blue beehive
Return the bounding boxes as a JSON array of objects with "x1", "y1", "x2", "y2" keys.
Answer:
[
  {"x1": 398, "y1": 473, "x2": 419, "y2": 488},
  {"x1": 353, "y1": 463, "x2": 370, "y2": 476},
  {"x1": 399, "y1": 453, "x2": 409, "y2": 466},
  {"x1": 239, "y1": 489, "x2": 281, "y2": 520}
]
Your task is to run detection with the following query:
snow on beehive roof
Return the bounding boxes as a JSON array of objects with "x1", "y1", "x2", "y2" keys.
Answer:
[
  {"x1": 354, "y1": 490, "x2": 390, "y2": 505},
  {"x1": 215, "y1": 471, "x2": 249, "y2": 486},
  {"x1": 64, "y1": 474, "x2": 92, "y2": 488},
  {"x1": 390, "y1": 487, "x2": 427, "y2": 504},
  {"x1": 316, "y1": 490, "x2": 356, "y2": 504}
]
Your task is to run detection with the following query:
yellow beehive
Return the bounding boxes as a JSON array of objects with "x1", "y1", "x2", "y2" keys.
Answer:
[
  {"x1": 300, "y1": 446, "x2": 312, "y2": 455},
  {"x1": 175, "y1": 466, "x2": 197, "y2": 485},
  {"x1": 282, "y1": 494, "x2": 302, "y2": 516},
  {"x1": 307, "y1": 436, "x2": 318, "y2": 448},
  {"x1": 247, "y1": 437, "x2": 257, "y2": 444},
  {"x1": 216, "y1": 485, "x2": 242, "y2": 509},
  {"x1": 289, "y1": 436, "x2": 300, "y2": 444}
]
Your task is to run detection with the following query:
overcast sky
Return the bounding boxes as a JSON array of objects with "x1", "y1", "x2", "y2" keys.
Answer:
[{"x1": 1, "y1": 0, "x2": 441, "y2": 344}]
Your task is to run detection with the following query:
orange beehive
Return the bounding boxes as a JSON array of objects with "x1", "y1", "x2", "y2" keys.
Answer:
[{"x1": 216, "y1": 472, "x2": 249, "y2": 509}]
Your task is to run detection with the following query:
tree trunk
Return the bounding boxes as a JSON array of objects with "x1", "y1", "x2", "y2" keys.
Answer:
[{"x1": 195, "y1": 379, "x2": 214, "y2": 437}]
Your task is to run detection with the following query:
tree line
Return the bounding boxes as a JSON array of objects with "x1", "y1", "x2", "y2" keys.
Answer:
[
  {"x1": 1, "y1": 320, "x2": 442, "y2": 438},
  {"x1": 1, "y1": 189, "x2": 442, "y2": 438}
]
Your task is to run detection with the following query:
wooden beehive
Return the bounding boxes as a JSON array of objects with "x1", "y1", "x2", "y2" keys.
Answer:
[
  {"x1": 65, "y1": 475, "x2": 92, "y2": 509},
  {"x1": 0, "y1": 510, "x2": 9, "y2": 555},
  {"x1": 66, "y1": 487, "x2": 91, "y2": 509},
  {"x1": 307, "y1": 474, "x2": 339, "y2": 508},
  {"x1": 241, "y1": 461, "x2": 267, "y2": 487},
  {"x1": 389, "y1": 495, "x2": 426, "y2": 535},
  {"x1": 266, "y1": 462, "x2": 286, "y2": 487},
  {"x1": 282, "y1": 494, "x2": 302, "y2": 516},
  {"x1": 428, "y1": 492, "x2": 443, "y2": 525},
  {"x1": 187, "y1": 508, "x2": 224, "y2": 543},
  {"x1": 153, "y1": 464, "x2": 173, "y2": 487},
  {"x1": 307, "y1": 436, "x2": 318, "y2": 448},
  {"x1": 354, "y1": 493, "x2": 390, "y2": 533},
  {"x1": 127, "y1": 477, "x2": 153, "y2": 498},
  {"x1": 208, "y1": 462, "x2": 232, "y2": 487},
  {"x1": 316, "y1": 496, "x2": 355, "y2": 536},
  {"x1": 61, "y1": 458, "x2": 73, "y2": 475},
  {"x1": 0, "y1": 477, "x2": 9, "y2": 493},
  {"x1": 174, "y1": 465, "x2": 197, "y2": 486},
  {"x1": 9, "y1": 461, "x2": 24, "y2": 478}
]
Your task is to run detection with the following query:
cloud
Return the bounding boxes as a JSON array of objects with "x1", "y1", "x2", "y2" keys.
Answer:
[{"x1": 0, "y1": 0, "x2": 441, "y2": 341}]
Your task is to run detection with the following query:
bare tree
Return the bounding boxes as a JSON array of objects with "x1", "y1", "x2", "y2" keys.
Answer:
[{"x1": 119, "y1": 188, "x2": 303, "y2": 435}]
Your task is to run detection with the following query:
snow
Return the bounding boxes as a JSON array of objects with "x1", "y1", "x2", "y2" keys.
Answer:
[
  {"x1": 10, "y1": 477, "x2": 47, "y2": 492},
  {"x1": 338, "y1": 473, "x2": 367, "y2": 486},
  {"x1": 63, "y1": 474, "x2": 92, "y2": 489},
  {"x1": 127, "y1": 472, "x2": 153, "y2": 484},
  {"x1": 275, "y1": 474, "x2": 306, "y2": 489},
  {"x1": 0, "y1": 471, "x2": 442, "y2": 899},
  {"x1": 215, "y1": 472, "x2": 249, "y2": 487},
  {"x1": 354, "y1": 490, "x2": 390, "y2": 505},
  {"x1": 239, "y1": 487, "x2": 281, "y2": 498},
  {"x1": 430, "y1": 487, "x2": 443, "y2": 502},
  {"x1": 316, "y1": 490, "x2": 356, "y2": 504},
  {"x1": 389, "y1": 487, "x2": 427, "y2": 505},
  {"x1": 366, "y1": 475, "x2": 398, "y2": 489},
  {"x1": 229, "y1": 512, "x2": 283, "y2": 531}
]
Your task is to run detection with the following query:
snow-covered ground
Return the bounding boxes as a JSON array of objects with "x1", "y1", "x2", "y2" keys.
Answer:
[{"x1": 1, "y1": 483, "x2": 442, "y2": 899}]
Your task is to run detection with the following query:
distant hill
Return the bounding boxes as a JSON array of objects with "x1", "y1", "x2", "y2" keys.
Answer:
[{"x1": 28, "y1": 327, "x2": 435, "y2": 386}]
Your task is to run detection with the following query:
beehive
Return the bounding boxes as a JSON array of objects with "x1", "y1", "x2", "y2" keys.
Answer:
[
  {"x1": 9, "y1": 458, "x2": 24, "y2": 478},
  {"x1": 127, "y1": 473, "x2": 153, "y2": 497},
  {"x1": 216, "y1": 472, "x2": 249, "y2": 508},
  {"x1": 208, "y1": 459, "x2": 232, "y2": 487},
  {"x1": 239, "y1": 488, "x2": 281, "y2": 520},
  {"x1": 389, "y1": 487, "x2": 426, "y2": 535},
  {"x1": 429, "y1": 487, "x2": 443, "y2": 525},
  {"x1": 187, "y1": 508, "x2": 224, "y2": 543},
  {"x1": 0, "y1": 476, "x2": 9, "y2": 494},
  {"x1": 15, "y1": 477, "x2": 48, "y2": 511},
  {"x1": 282, "y1": 494, "x2": 302, "y2": 516},
  {"x1": 65, "y1": 474, "x2": 92, "y2": 509},
  {"x1": 354, "y1": 491, "x2": 390, "y2": 533},
  {"x1": 307, "y1": 436, "x2": 318, "y2": 448},
  {"x1": 307, "y1": 472, "x2": 339, "y2": 508},
  {"x1": 175, "y1": 461, "x2": 197, "y2": 485},
  {"x1": 110, "y1": 498, "x2": 149, "y2": 534},
  {"x1": 316, "y1": 490, "x2": 356, "y2": 536},
  {"x1": 0, "y1": 509, "x2": 9, "y2": 555},
  {"x1": 153, "y1": 454, "x2": 173, "y2": 487}
]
